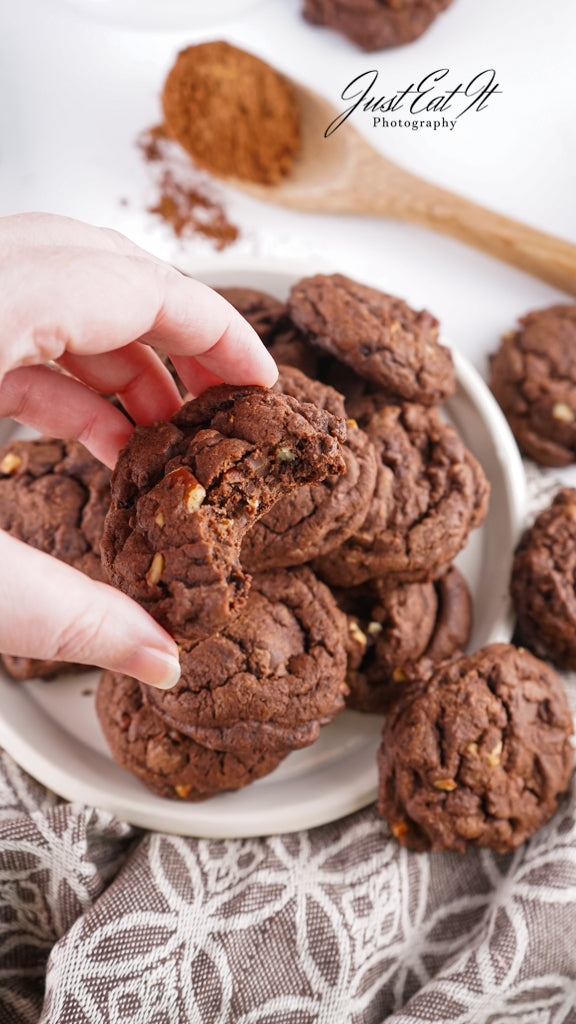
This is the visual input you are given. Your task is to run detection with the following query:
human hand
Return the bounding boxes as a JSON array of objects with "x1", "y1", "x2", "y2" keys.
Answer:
[{"x1": 0, "y1": 213, "x2": 278, "y2": 688}]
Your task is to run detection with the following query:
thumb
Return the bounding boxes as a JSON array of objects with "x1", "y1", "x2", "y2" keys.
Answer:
[{"x1": 0, "y1": 531, "x2": 180, "y2": 690}]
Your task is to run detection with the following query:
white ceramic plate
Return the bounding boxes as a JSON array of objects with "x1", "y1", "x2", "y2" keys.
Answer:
[{"x1": 0, "y1": 264, "x2": 526, "y2": 838}]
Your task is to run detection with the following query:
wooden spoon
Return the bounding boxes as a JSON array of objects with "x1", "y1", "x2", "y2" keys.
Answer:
[{"x1": 227, "y1": 81, "x2": 576, "y2": 296}]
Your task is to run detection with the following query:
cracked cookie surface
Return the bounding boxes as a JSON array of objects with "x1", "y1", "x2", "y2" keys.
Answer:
[
  {"x1": 241, "y1": 368, "x2": 378, "y2": 570},
  {"x1": 0, "y1": 437, "x2": 110, "y2": 578},
  {"x1": 378, "y1": 643, "x2": 574, "y2": 853},
  {"x1": 97, "y1": 672, "x2": 286, "y2": 800},
  {"x1": 288, "y1": 273, "x2": 455, "y2": 404},
  {"x1": 144, "y1": 567, "x2": 348, "y2": 753},
  {"x1": 101, "y1": 384, "x2": 345, "y2": 641},
  {"x1": 314, "y1": 402, "x2": 489, "y2": 586},
  {"x1": 0, "y1": 438, "x2": 111, "y2": 681}
]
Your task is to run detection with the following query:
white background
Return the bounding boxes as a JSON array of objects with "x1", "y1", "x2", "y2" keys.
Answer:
[{"x1": 0, "y1": 0, "x2": 575, "y2": 482}]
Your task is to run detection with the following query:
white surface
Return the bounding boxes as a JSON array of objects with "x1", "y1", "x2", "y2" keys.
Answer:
[
  {"x1": 55, "y1": 0, "x2": 269, "y2": 30},
  {"x1": 0, "y1": 264, "x2": 526, "y2": 837}
]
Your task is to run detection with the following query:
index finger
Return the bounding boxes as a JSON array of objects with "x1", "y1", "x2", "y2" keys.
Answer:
[
  {"x1": 138, "y1": 271, "x2": 280, "y2": 389},
  {"x1": 0, "y1": 245, "x2": 279, "y2": 390}
]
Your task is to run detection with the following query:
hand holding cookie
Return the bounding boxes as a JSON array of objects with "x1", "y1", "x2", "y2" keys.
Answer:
[
  {"x1": 0, "y1": 212, "x2": 277, "y2": 467},
  {"x1": 0, "y1": 213, "x2": 277, "y2": 689}
]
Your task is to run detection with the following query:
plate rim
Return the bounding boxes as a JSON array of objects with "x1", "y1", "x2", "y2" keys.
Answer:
[{"x1": 0, "y1": 260, "x2": 527, "y2": 837}]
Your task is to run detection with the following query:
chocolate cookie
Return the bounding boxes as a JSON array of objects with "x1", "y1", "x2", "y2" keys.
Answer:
[
  {"x1": 217, "y1": 287, "x2": 318, "y2": 378},
  {"x1": 490, "y1": 305, "x2": 576, "y2": 466},
  {"x1": 378, "y1": 643, "x2": 574, "y2": 853},
  {"x1": 273, "y1": 363, "x2": 347, "y2": 420},
  {"x1": 303, "y1": 0, "x2": 454, "y2": 51},
  {"x1": 241, "y1": 368, "x2": 378, "y2": 570},
  {"x1": 217, "y1": 287, "x2": 287, "y2": 343},
  {"x1": 97, "y1": 673, "x2": 286, "y2": 800},
  {"x1": 317, "y1": 358, "x2": 373, "y2": 416},
  {"x1": 144, "y1": 567, "x2": 348, "y2": 752},
  {"x1": 342, "y1": 565, "x2": 472, "y2": 713},
  {"x1": 0, "y1": 438, "x2": 111, "y2": 578},
  {"x1": 344, "y1": 387, "x2": 398, "y2": 426},
  {"x1": 511, "y1": 488, "x2": 576, "y2": 669},
  {"x1": 102, "y1": 384, "x2": 345, "y2": 641},
  {"x1": 287, "y1": 274, "x2": 455, "y2": 404},
  {"x1": 0, "y1": 437, "x2": 111, "y2": 680},
  {"x1": 315, "y1": 402, "x2": 489, "y2": 586}
]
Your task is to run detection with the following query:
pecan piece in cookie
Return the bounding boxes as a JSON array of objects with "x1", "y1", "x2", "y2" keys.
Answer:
[
  {"x1": 241, "y1": 368, "x2": 378, "y2": 570},
  {"x1": 97, "y1": 673, "x2": 287, "y2": 800},
  {"x1": 378, "y1": 643, "x2": 574, "y2": 853},
  {"x1": 101, "y1": 384, "x2": 345, "y2": 641},
  {"x1": 490, "y1": 305, "x2": 576, "y2": 466},
  {"x1": 339, "y1": 565, "x2": 472, "y2": 713}
]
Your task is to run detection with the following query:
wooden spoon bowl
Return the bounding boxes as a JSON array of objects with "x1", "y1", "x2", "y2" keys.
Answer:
[{"x1": 225, "y1": 80, "x2": 576, "y2": 296}]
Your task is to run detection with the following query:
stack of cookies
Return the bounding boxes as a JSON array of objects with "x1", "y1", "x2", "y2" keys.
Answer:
[
  {"x1": 98, "y1": 383, "x2": 351, "y2": 801},
  {"x1": 93, "y1": 270, "x2": 491, "y2": 806},
  {"x1": 0, "y1": 272, "x2": 572, "y2": 855},
  {"x1": 97, "y1": 564, "x2": 349, "y2": 801},
  {"x1": 220, "y1": 274, "x2": 488, "y2": 716},
  {"x1": 213, "y1": 274, "x2": 573, "y2": 852}
]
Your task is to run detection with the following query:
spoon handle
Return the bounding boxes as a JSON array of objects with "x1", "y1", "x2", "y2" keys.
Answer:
[{"x1": 376, "y1": 168, "x2": 576, "y2": 296}]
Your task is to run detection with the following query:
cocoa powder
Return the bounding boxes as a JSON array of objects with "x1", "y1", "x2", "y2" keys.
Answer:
[
  {"x1": 139, "y1": 126, "x2": 239, "y2": 250},
  {"x1": 161, "y1": 40, "x2": 301, "y2": 184}
]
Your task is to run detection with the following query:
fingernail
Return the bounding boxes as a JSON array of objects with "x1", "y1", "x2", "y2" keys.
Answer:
[
  {"x1": 115, "y1": 647, "x2": 181, "y2": 690},
  {"x1": 263, "y1": 351, "x2": 279, "y2": 386}
]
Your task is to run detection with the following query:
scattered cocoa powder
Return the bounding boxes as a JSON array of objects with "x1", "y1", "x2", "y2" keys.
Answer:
[
  {"x1": 139, "y1": 124, "x2": 166, "y2": 164},
  {"x1": 149, "y1": 172, "x2": 239, "y2": 248},
  {"x1": 161, "y1": 40, "x2": 301, "y2": 184},
  {"x1": 139, "y1": 126, "x2": 240, "y2": 250}
]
